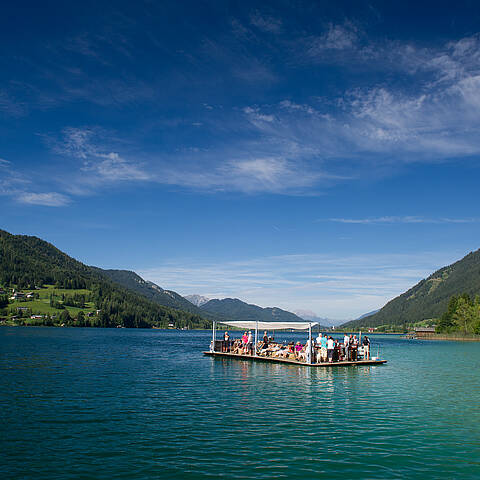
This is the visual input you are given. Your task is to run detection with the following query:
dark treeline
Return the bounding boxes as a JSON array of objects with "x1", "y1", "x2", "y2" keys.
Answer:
[{"x1": 0, "y1": 229, "x2": 210, "y2": 329}]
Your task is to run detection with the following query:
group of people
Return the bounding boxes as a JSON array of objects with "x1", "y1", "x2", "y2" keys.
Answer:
[
  {"x1": 315, "y1": 333, "x2": 370, "y2": 363},
  {"x1": 221, "y1": 330, "x2": 254, "y2": 354},
  {"x1": 219, "y1": 330, "x2": 371, "y2": 363}
]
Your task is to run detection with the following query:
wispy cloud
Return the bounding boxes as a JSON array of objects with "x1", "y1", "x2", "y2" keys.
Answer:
[
  {"x1": 0, "y1": 158, "x2": 70, "y2": 207},
  {"x1": 233, "y1": 31, "x2": 480, "y2": 183},
  {"x1": 306, "y1": 21, "x2": 359, "y2": 55},
  {"x1": 328, "y1": 216, "x2": 480, "y2": 225},
  {"x1": 48, "y1": 125, "x2": 335, "y2": 195},
  {"x1": 249, "y1": 11, "x2": 282, "y2": 33},
  {"x1": 137, "y1": 251, "x2": 460, "y2": 319},
  {"x1": 0, "y1": 90, "x2": 27, "y2": 117},
  {"x1": 161, "y1": 156, "x2": 327, "y2": 194},
  {"x1": 51, "y1": 127, "x2": 151, "y2": 187},
  {"x1": 18, "y1": 192, "x2": 71, "y2": 207},
  {"x1": 243, "y1": 106, "x2": 275, "y2": 123}
]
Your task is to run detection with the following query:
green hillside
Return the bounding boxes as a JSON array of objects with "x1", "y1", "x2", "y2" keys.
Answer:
[
  {"x1": 99, "y1": 269, "x2": 204, "y2": 315},
  {"x1": 200, "y1": 298, "x2": 305, "y2": 323},
  {"x1": 343, "y1": 248, "x2": 480, "y2": 329},
  {"x1": 0, "y1": 230, "x2": 209, "y2": 329}
]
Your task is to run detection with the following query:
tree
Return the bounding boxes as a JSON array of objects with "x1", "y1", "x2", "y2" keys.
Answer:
[
  {"x1": 59, "y1": 309, "x2": 71, "y2": 325},
  {"x1": 0, "y1": 295, "x2": 8, "y2": 309},
  {"x1": 77, "y1": 311, "x2": 85, "y2": 327}
]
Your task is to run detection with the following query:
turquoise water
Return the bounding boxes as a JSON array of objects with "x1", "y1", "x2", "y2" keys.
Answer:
[{"x1": 1, "y1": 327, "x2": 480, "y2": 479}]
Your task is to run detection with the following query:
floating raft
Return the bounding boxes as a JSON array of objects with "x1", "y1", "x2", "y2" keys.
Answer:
[{"x1": 203, "y1": 351, "x2": 387, "y2": 367}]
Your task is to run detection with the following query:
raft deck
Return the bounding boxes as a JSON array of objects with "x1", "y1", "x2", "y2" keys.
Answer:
[{"x1": 204, "y1": 351, "x2": 387, "y2": 367}]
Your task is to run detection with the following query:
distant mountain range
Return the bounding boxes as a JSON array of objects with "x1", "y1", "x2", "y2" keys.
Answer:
[
  {"x1": 343, "y1": 248, "x2": 480, "y2": 329},
  {"x1": 293, "y1": 309, "x2": 337, "y2": 327},
  {"x1": 198, "y1": 297, "x2": 306, "y2": 323},
  {"x1": 1, "y1": 228, "x2": 389, "y2": 330},
  {"x1": 98, "y1": 274, "x2": 314, "y2": 324}
]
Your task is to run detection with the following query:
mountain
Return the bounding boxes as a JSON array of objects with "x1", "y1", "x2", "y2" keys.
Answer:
[
  {"x1": 293, "y1": 309, "x2": 333, "y2": 327},
  {"x1": 200, "y1": 297, "x2": 305, "y2": 323},
  {"x1": 342, "y1": 248, "x2": 480, "y2": 329},
  {"x1": 184, "y1": 294, "x2": 210, "y2": 307},
  {"x1": 99, "y1": 269, "x2": 203, "y2": 315},
  {"x1": 0, "y1": 229, "x2": 209, "y2": 329}
]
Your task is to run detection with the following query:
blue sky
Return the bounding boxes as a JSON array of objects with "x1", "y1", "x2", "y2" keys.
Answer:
[{"x1": 1, "y1": 0, "x2": 480, "y2": 320}]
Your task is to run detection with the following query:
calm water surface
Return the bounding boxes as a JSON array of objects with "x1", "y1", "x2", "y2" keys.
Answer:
[{"x1": 1, "y1": 327, "x2": 480, "y2": 479}]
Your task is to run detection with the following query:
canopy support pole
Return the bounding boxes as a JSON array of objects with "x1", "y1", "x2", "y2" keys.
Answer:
[
  {"x1": 211, "y1": 320, "x2": 216, "y2": 352},
  {"x1": 307, "y1": 322, "x2": 312, "y2": 364},
  {"x1": 254, "y1": 321, "x2": 258, "y2": 357}
]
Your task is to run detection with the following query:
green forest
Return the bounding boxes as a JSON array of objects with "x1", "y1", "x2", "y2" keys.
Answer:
[
  {"x1": 436, "y1": 294, "x2": 480, "y2": 334},
  {"x1": 0, "y1": 230, "x2": 210, "y2": 329}
]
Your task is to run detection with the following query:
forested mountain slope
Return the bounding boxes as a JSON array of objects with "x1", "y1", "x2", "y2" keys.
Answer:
[
  {"x1": 0, "y1": 229, "x2": 209, "y2": 329},
  {"x1": 343, "y1": 248, "x2": 480, "y2": 329},
  {"x1": 99, "y1": 269, "x2": 204, "y2": 315}
]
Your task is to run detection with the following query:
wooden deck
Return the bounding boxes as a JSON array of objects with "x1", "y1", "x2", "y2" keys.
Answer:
[{"x1": 203, "y1": 351, "x2": 387, "y2": 367}]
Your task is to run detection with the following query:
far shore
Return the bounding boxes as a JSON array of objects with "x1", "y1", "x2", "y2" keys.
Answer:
[{"x1": 411, "y1": 333, "x2": 480, "y2": 342}]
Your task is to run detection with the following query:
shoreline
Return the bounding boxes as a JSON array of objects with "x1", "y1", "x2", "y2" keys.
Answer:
[{"x1": 411, "y1": 333, "x2": 480, "y2": 342}]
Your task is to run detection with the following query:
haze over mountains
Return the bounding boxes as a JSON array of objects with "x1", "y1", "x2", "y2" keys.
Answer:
[{"x1": 293, "y1": 309, "x2": 344, "y2": 327}]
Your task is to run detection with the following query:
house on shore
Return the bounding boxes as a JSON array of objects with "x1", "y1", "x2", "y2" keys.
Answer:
[{"x1": 414, "y1": 327, "x2": 436, "y2": 338}]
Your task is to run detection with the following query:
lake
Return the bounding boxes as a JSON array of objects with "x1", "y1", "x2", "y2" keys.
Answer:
[{"x1": 1, "y1": 327, "x2": 480, "y2": 479}]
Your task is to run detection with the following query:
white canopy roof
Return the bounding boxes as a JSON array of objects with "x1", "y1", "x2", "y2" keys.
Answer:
[{"x1": 218, "y1": 320, "x2": 317, "y2": 331}]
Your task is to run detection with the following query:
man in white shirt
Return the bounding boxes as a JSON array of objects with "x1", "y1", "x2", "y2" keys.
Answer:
[
  {"x1": 247, "y1": 331, "x2": 253, "y2": 355},
  {"x1": 315, "y1": 333, "x2": 323, "y2": 362},
  {"x1": 327, "y1": 336, "x2": 335, "y2": 363},
  {"x1": 343, "y1": 334, "x2": 350, "y2": 361}
]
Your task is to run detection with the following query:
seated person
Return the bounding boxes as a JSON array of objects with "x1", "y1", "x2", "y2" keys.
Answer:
[
  {"x1": 231, "y1": 339, "x2": 242, "y2": 354},
  {"x1": 294, "y1": 342, "x2": 304, "y2": 359}
]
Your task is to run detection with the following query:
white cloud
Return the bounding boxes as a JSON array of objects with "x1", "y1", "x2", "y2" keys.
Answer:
[
  {"x1": 160, "y1": 155, "x2": 335, "y2": 194},
  {"x1": 237, "y1": 32, "x2": 480, "y2": 178},
  {"x1": 17, "y1": 192, "x2": 71, "y2": 207},
  {"x1": 83, "y1": 152, "x2": 150, "y2": 181},
  {"x1": 243, "y1": 106, "x2": 275, "y2": 123},
  {"x1": 328, "y1": 216, "x2": 480, "y2": 225},
  {"x1": 137, "y1": 251, "x2": 460, "y2": 320}
]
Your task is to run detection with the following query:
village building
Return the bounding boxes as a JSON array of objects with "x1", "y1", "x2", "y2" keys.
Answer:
[{"x1": 414, "y1": 327, "x2": 436, "y2": 338}]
